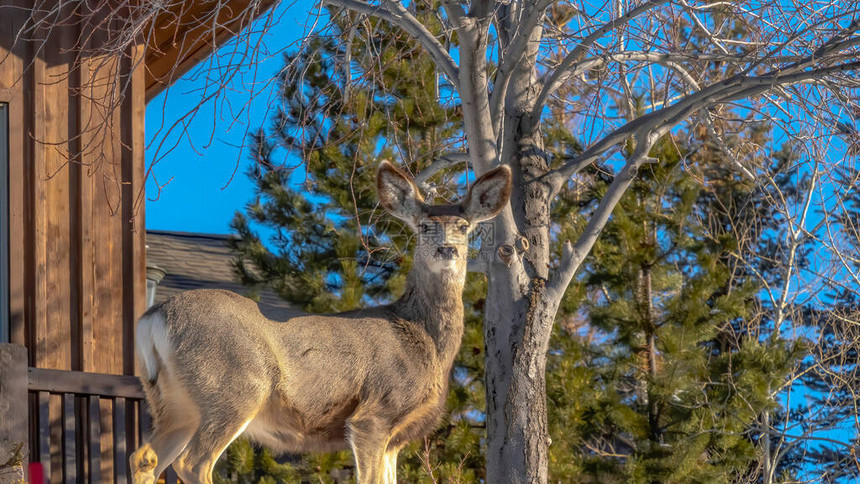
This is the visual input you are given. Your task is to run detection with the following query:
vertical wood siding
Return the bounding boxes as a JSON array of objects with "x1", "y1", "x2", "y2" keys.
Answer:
[
  {"x1": 1, "y1": 3, "x2": 145, "y2": 373},
  {"x1": 0, "y1": 4, "x2": 146, "y2": 481},
  {"x1": 0, "y1": 1, "x2": 273, "y2": 481},
  {"x1": 0, "y1": 7, "x2": 146, "y2": 482}
]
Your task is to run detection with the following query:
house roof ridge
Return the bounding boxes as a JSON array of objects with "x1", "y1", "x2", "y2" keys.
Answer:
[{"x1": 146, "y1": 229, "x2": 240, "y2": 241}]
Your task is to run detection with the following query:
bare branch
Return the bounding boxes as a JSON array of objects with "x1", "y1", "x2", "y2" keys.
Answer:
[
  {"x1": 542, "y1": 50, "x2": 707, "y2": 96},
  {"x1": 547, "y1": 150, "x2": 655, "y2": 305},
  {"x1": 544, "y1": 58, "x2": 860, "y2": 195},
  {"x1": 490, "y1": 0, "x2": 554, "y2": 128},
  {"x1": 458, "y1": 20, "x2": 499, "y2": 173},
  {"x1": 320, "y1": 0, "x2": 460, "y2": 87},
  {"x1": 535, "y1": 0, "x2": 671, "y2": 112},
  {"x1": 414, "y1": 153, "x2": 470, "y2": 191}
]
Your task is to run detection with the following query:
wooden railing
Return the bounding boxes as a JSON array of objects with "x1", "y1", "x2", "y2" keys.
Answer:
[
  {"x1": 26, "y1": 368, "x2": 178, "y2": 484},
  {"x1": 0, "y1": 345, "x2": 179, "y2": 483}
]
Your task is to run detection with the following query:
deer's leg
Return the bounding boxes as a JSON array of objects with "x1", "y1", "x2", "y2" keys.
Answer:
[
  {"x1": 348, "y1": 417, "x2": 389, "y2": 484},
  {"x1": 173, "y1": 416, "x2": 254, "y2": 484},
  {"x1": 130, "y1": 444, "x2": 158, "y2": 484},
  {"x1": 130, "y1": 424, "x2": 196, "y2": 483},
  {"x1": 382, "y1": 446, "x2": 401, "y2": 484},
  {"x1": 132, "y1": 380, "x2": 199, "y2": 484}
]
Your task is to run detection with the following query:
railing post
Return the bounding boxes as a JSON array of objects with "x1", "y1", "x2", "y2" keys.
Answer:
[{"x1": 0, "y1": 343, "x2": 28, "y2": 482}]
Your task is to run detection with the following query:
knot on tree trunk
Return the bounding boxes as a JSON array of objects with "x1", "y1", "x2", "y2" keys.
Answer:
[
  {"x1": 498, "y1": 244, "x2": 516, "y2": 267},
  {"x1": 515, "y1": 234, "x2": 530, "y2": 253}
]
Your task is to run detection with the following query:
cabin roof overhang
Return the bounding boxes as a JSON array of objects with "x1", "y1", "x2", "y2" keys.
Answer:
[{"x1": 144, "y1": 0, "x2": 279, "y2": 103}]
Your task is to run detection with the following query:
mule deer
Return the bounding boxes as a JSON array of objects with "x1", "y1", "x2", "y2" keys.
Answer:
[{"x1": 129, "y1": 161, "x2": 511, "y2": 484}]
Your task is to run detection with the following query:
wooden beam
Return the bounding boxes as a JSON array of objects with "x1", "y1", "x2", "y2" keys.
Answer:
[
  {"x1": 62, "y1": 394, "x2": 76, "y2": 483},
  {"x1": 27, "y1": 368, "x2": 145, "y2": 400},
  {"x1": 87, "y1": 396, "x2": 101, "y2": 484},
  {"x1": 144, "y1": 0, "x2": 279, "y2": 102}
]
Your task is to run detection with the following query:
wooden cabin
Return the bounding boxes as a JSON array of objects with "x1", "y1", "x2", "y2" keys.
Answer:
[{"x1": 0, "y1": 1, "x2": 277, "y2": 482}]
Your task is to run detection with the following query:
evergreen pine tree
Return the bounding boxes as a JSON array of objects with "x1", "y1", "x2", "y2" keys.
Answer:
[
  {"x1": 536, "y1": 8, "x2": 812, "y2": 480},
  {"x1": 544, "y1": 133, "x2": 803, "y2": 482}
]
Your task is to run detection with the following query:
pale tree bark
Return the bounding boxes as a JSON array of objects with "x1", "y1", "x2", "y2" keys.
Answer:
[{"x1": 304, "y1": 0, "x2": 860, "y2": 481}]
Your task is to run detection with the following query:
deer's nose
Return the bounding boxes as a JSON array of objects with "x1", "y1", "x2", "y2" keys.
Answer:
[{"x1": 437, "y1": 246, "x2": 458, "y2": 259}]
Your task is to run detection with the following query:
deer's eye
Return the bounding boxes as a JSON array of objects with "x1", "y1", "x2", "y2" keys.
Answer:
[{"x1": 459, "y1": 225, "x2": 468, "y2": 234}]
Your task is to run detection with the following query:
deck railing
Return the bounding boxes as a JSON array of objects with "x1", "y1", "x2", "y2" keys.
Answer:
[
  {"x1": 30, "y1": 368, "x2": 138, "y2": 483},
  {"x1": 0, "y1": 344, "x2": 177, "y2": 484}
]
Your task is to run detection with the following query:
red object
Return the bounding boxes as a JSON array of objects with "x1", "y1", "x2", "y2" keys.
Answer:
[{"x1": 28, "y1": 462, "x2": 44, "y2": 484}]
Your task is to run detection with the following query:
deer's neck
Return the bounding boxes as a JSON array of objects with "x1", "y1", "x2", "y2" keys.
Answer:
[{"x1": 392, "y1": 266, "x2": 466, "y2": 370}]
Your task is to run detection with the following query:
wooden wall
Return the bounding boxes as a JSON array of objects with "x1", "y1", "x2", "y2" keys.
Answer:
[
  {"x1": 0, "y1": 3, "x2": 147, "y2": 479},
  {"x1": 0, "y1": 0, "x2": 282, "y2": 480},
  {"x1": 0, "y1": 2, "x2": 147, "y2": 377}
]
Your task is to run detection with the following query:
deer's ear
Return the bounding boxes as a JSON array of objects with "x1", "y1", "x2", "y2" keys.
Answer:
[
  {"x1": 377, "y1": 160, "x2": 424, "y2": 223},
  {"x1": 461, "y1": 166, "x2": 512, "y2": 223}
]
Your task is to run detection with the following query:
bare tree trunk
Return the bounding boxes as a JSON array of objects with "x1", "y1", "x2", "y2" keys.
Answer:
[
  {"x1": 639, "y1": 263, "x2": 660, "y2": 445},
  {"x1": 485, "y1": 124, "x2": 555, "y2": 482},
  {"x1": 762, "y1": 402, "x2": 773, "y2": 484},
  {"x1": 485, "y1": 19, "x2": 557, "y2": 476},
  {"x1": 484, "y1": 275, "x2": 530, "y2": 482},
  {"x1": 485, "y1": 260, "x2": 557, "y2": 484}
]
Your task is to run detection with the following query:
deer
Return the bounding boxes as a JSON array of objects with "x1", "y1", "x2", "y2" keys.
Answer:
[{"x1": 129, "y1": 160, "x2": 512, "y2": 484}]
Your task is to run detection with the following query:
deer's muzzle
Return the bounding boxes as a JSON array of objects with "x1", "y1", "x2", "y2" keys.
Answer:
[{"x1": 436, "y1": 246, "x2": 458, "y2": 260}]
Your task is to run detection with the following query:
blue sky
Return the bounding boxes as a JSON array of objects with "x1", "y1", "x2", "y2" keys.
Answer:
[{"x1": 145, "y1": 0, "x2": 317, "y2": 234}]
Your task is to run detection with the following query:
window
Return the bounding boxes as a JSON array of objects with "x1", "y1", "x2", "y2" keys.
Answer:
[{"x1": 0, "y1": 103, "x2": 8, "y2": 343}]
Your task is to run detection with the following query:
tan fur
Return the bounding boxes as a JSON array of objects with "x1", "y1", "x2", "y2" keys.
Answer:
[
  {"x1": 129, "y1": 445, "x2": 157, "y2": 484},
  {"x1": 130, "y1": 162, "x2": 511, "y2": 484}
]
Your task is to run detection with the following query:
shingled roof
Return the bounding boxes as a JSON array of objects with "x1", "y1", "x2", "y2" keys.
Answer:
[{"x1": 146, "y1": 230, "x2": 294, "y2": 316}]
